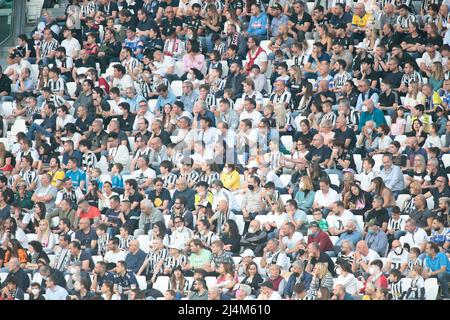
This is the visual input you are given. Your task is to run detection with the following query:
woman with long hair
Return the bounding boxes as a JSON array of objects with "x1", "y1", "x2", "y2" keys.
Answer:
[
  {"x1": 404, "y1": 82, "x2": 424, "y2": 109},
  {"x1": 424, "y1": 22, "x2": 443, "y2": 48},
  {"x1": 2, "y1": 217, "x2": 28, "y2": 249},
  {"x1": 241, "y1": 261, "x2": 264, "y2": 297},
  {"x1": 308, "y1": 262, "x2": 334, "y2": 298},
  {"x1": 220, "y1": 219, "x2": 241, "y2": 254},
  {"x1": 293, "y1": 118, "x2": 317, "y2": 144},
  {"x1": 27, "y1": 240, "x2": 50, "y2": 271},
  {"x1": 343, "y1": 183, "x2": 373, "y2": 215},
  {"x1": 35, "y1": 66, "x2": 50, "y2": 95},
  {"x1": 370, "y1": 177, "x2": 395, "y2": 208},
  {"x1": 427, "y1": 61, "x2": 445, "y2": 91},
  {"x1": 274, "y1": 103, "x2": 295, "y2": 136},
  {"x1": 406, "y1": 119, "x2": 427, "y2": 147},
  {"x1": 423, "y1": 123, "x2": 443, "y2": 151},
  {"x1": 161, "y1": 104, "x2": 173, "y2": 133},
  {"x1": 36, "y1": 219, "x2": 56, "y2": 255},
  {"x1": 308, "y1": 160, "x2": 327, "y2": 191},
  {"x1": 201, "y1": 4, "x2": 221, "y2": 52},
  {"x1": 216, "y1": 262, "x2": 237, "y2": 298},
  {"x1": 335, "y1": 260, "x2": 358, "y2": 295},
  {"x1": 297, "y1": 82, "x2": 313, "y2": 116},
  {"x1": 93, "y1": 87, "x2": 111, "y2": 119},
  {"x1": 101, "y1": 280, "x2": 121, "y2": 300},
  {"x1": 307, "y1": 100, "x2": 323, "y2": 130},
  {"x1": 0, "y1": 142, "x2": 14, "y2": 173},
  {"x1": 1, "y1": 239, "x2": 28, "y2": 269},
  {"x1": 295, "y1": 176, "x2": 315, "y2": 213},
  {"x1": 222, "y1": 9, "x2": 241, "y2": 33},
  {"x1": 168, "y1": 266, "x2": 190, "y2": 298},
  {"x1": 149, "y1": 221, "x2": 170, "y2": 247},
  {"x1": 287, "y1": 65, "x2": 305, "y2": 109},
  {"x1": 84, "y1": 180, "x2": 100, "y2": 208},
  {"x1": 200, "y1": 161, "x2": 220, "y2": 186},
  {"x1": 264, "y1": 199, "x2": 288, "y2": 239},
  {"x1": 390, "y1": 106, "x2": 406, "y2": 136},
  {"x1": 182, "y1": 40, "x2": 205, "y2": 80},
  {"x1": 317, "y1": 25, "x2": 332, "y2": 53}
]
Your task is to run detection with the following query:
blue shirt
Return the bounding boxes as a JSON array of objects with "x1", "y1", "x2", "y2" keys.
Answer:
[
  {"x1": 62, "y1": 150, "x2": 83, "y2": 168},
  {"x1": 156, "y1": 91, "x2": 177, "y2": 112},
  {"x1": 337, "y1": 230, "x2": 363, "y2": 246},
  {"x1": 270, "y1": 14, "x2": 289, "y2": 37},
  {"x1": 125, "y1": 249, "x2": 147, "y2": 274},
  {"x1": 112, "y1": 174, "x2": 124, "y2": 189},
  {"x1": 124, "y1": 94, "x2": 146, "y2": 113},
  {"x1": 358, "y1": 107, "x2": 385, "y2": 131},
  {"x1": 248, "y1": 13, "x2": 268, "y2": 37},
  {"x1": 425, "y1": 252, "x2": 450, "y2": 273},
  {"x1": 65, "y1": 169, "x2": 86, "y2": 189}
]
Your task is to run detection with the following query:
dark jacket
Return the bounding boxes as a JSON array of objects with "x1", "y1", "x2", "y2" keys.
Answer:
[{"x1": 284, "y1": 271, "x2": 313, "y2": 298}]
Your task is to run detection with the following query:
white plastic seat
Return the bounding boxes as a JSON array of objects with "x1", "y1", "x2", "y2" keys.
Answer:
[
  {"x1": 330, "y1": 236, "x2": 339, "y2": 245},
  {"x1": 66, "y1": 82, "x2": 77, "y2": 97},
  {"x1": 280, "y1": 135, "x2": 293, "y2": 152},
  {"x1": 355, "y1": 215, "x2": 364, "y2": 232},
  {"x1": 329, "y1": 174, "x2": 339, "y2": 187},
  {"x1": 164, "y1": 215, "x2": 171, "y2": 229},
  {"x1": 280, "y1": 194, "x2": 292, "y2": 204},
  {"x1": 372, "y1": 154, "x2": 384, "y2": 171},
  {"x1": 153, "y1": 276, "x2": 169, "y2": 293},
  {"x1": 235, "y1": 215, "x2": 245, "y2": 235},
  {"x1": 426, "y1": 197, "x2": 435, "y2": 210},
  {"x1": 424, "y1": 278, "x2": 439, "y2": 300},
  {"x1": 279, "y1": 175, "x2": 291, "y2": 188},
  {"x1": 442, "y1": 154, "x2": 450, "y2": 169},
  {"x1": 175, "y1": 61, "x2": 185, "y2": 77},
  {"x1": 97, "y1": 156, "x2": 109, "y2": 174},
  {"x1": 26, "y1": 233, "x2": 38, "y2": 243},
  {"x1": 353, "y1": 154, "x2": 362, "y2": 173},
  {"x1": 396, "y1": 194, "x2": 411, "y2": 211},
  {"x1": 205, "y1": 276, "x2": 217, "y2": 289},
  {"x1": 2, "y1": 101, "x2": 13, "y2": 118},
  {"x1": 260, "y1": 40, "x2": 271, "y2": 54},
  {"x1": 232, "y1": 256, "x2": 242, "y2": 266},
  {"x1": 92, "y1": 255, "x2": 103, "y2": 264},
  {"x1": 137, "y1": 235, "x2": 150, "y2": 253},
  {"x1": 136, "y1": 275, "x2": 147, "y2": 290},
  {"x1": 170, "y1": 80, "x2": 183, "y2": 97}
]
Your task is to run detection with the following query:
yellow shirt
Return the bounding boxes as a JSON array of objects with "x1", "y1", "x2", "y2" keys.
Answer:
[
  {"x1": 352, "y1": 13, "x2": 371, "y2": 28},
  {"x1": 220, "y1": 170, "x2": 240, "y2": 191},
  {"x1": 48, "y1": 169, "x2": 65, "y2": 188}
]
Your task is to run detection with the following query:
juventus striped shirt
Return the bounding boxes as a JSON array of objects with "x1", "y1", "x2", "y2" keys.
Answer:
[
  {"x1": 145, "y1": 248, "x2": 169, "y2": 275},
  {"x1": 199, "y1": 171, "x2": 220, "y2": 186},
  {"x1": 117, "y1": 235, "x2": 135, "y2": 251},
  {"x1": 160, "y1": 173, "x2": 178, "y2": 189},
  {"x1": 40, "y1": 39, "x2": 59, "y2": 58},
  {"x1": 181, "y1": 170, "x2": 200, "y2": 185}
]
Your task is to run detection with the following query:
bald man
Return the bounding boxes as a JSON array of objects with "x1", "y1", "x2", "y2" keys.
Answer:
[
  {"x1": 124, "y1": 239, "x2": 147, "y2": 274},
  {"x1": 305, "y1": 134, "x2": 332, "y2": 167}
]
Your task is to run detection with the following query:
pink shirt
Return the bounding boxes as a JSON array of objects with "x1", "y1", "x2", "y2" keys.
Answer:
[{"x1": 182, "y1": 53, "x2": 205, "y2": 72}]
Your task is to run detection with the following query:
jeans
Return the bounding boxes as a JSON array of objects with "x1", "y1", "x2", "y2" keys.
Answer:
[
  {"x1": 434, "y1": 272, "x2": 450, "y2": 298},
  {"x1": 27, "y1": 123, "x2": 52, "y2": 140}
]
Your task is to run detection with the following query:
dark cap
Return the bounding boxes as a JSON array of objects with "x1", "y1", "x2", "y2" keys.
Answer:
[
  {"x1": 397, "y1": 4, "x2": 409, "y2": 10},
  {"x1": 126, "y1": 26, "x2": 136, "y2": 32},
  {"x1": 271, "y1": 3, "x2": 282, "y2": 10},
  {"x1": 260, "y1": 281, "x2": 273, "y2": 289},
  {"x1": 309, "y1": 221, "x2": 319, "y2": 228}
]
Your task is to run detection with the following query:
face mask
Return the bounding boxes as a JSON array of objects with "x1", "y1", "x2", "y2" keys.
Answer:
[
  {"x1": 299, "y1": 181, "x2": 305, "y2": 189},
  {"x1": 367, "y1": 229, "x2": 375, "y2": 235},
  {"x1": 347, "y1": 230, "x2": 353, "y2": 234},
  {"x1": 248, "y1": 185, "x2": 255, "y2": 191},
  {"x1": 176, "y1": 226, "x2": 183, "y2": 232},
  {"x1": 336, "y1": 268, "x2": 342, "y2": 275},
  {"x1": 248, "y1": 227, "x2": 255, "y2": 234},
  {"x1": 366, "y1": 128, "x2": 372, "y2": 134},
  {"x1": 187, "y1": 74, "x2": 194, "y2": 80},
  {"x1": 211, "y1": 189, "x2": 218, "y2": 195},
  {"x1": 394, "y1": 247, "x2": 403, "y2": 255},
  {"x1": 362, "y1": 106, "x2": 368, "y2": 112},
  {"x1": 369, "y1": 267, "x2": 377, "y2": 275},
  {"x1": 31, "y1": 289, "x2": 40, "y2": 296}
]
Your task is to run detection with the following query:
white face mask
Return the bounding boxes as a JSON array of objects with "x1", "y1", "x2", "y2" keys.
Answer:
[
  {"x1": 187, "y1": 74, "x2": 194, "y2": 80},
  {"x1": 176, "y1": 226, "x2": 184, "y2": 232},
  {"x1": 336, "y1": 268, "x2": 342, "y2": 275},
  {"x1": 369, "y1": 267, "x2": 377, "y2": 275},
  {"x1": 211, "y1": 188, "x2": 218, "y2": 195},
  {"x1": 31, "y1": 289, "x2": 40, "y2": 296},
  {"x1": 367, "y1": 128, "x2": 372, "y2": 134},
  {"x1": 248, "y1": 227, "x2": 255, "y2": 233},
  {"x1": 361, "y1": 106, "x2": 368, "y2": 112},
  {"x1": 394, "y1": 247, "x2": 403, "y2": 255}
]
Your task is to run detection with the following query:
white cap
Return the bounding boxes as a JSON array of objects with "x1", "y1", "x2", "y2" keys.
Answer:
[
  {"x1": 240, "y1": 249, "x2": 255, "y2": 258},
  {"x1": 355, "y1": 42, "x2": 369, "y2": 50}
]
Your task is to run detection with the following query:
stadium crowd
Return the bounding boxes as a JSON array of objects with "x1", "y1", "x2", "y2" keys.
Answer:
[{"x1": 0, "y1": 0, "x2": 449, "y2": 301}]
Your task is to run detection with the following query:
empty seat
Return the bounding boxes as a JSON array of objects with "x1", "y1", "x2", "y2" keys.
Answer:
[
  {"x1": 137, "y1": 235, "x2": 150, "y2": 253},
  {"x1": 280, "y1": 135, "x2": 293, "y2": 152},
  {"x1": 424, "y1": 278, "x2": 439, "y2": 300},
  {"x1": 396, "y1": 194, "x2": 411, "y2": 211},
  {"x1": 235, "y1": 215, "x2": 245, "y2": 235},
  {"x1": 136, "y1": 275, "x2": 147, "y2": 290},
  {"x1": 170, "y1": 80, "x2": 183, "y2": 97},
  {"x1": 153, "y1": 276, "x2": 169, "y2": 293}
]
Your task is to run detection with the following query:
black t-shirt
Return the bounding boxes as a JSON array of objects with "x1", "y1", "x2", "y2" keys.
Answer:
[
  {"x1": 118, "y1": 113, "x2": 136, "y2": 132},
  {"x1": 406, "y1": 130, "x2": 427, "y2": 147},
  {"x1": 128, "y1": 191, "x2": 144, "y2": 208},
  {"x1": 98, "y1": 1, "x2": 119, "y2": 16},
  {"x1": 334, "y1": 35, "x2": 354, "y2": 51},
  {"x1": 70, "y1": 249, "x2": 95, "y2": 271},
  {"x1": 335, "y1": 151, "x2": 356, "y2": 171},
  {"x1": 160, "y1": 17, "x2": 183, "y2": 36},
  {"x1": 333, "y1": 127, "x2": 356, "y2": 150},
  {"x1": 379, "y1": 90, "x2": 400, "y2": 107},
  {"x1": 365, "y1": 208, "x2": 390, "y2": 226},
  {"x1": 392, "y1": 154, "x2": 407, "y2": 167},
  {"x1": 75, "y1": 228, "x2": 99, "y2": 250},
  {"x1": 0, "y1": 74, "x2": 12, "y2": 95},
  {"x1": 74, "y1": 56, "x2": 96, "y2": 69},
  {"x1": 137, "y1": 17, "x2": 157, "y2": 32},
  {"x1": 403, "y1": 34, "x2": 425, "y2": 52},
  {"x1": 305, "y1": 145, "x2": 332, "y2": 164},
  {"x1": 384, "y1": 72, "x2": 403, "y2": 89},
  {"x1": 431, "y1": 187, "x2": 450, "y2": 210},
  {"x1": 357, "y1": 70, "x2": 380, "y2": 88},
  {"x1": 148, "y1": 188, "x2": 171, "y2": 209},
  {"x1": 379, "y1": 33, "x2": 402, "y2": 51},
  {"x1": 293, "y1": 128, "x2": 318, "y2": 145},
  {"x1": 310, "y1": 252, "x2": 336, "y2": 277},
  {"x1": 289, "y1": 12, "x2": 313, "y2": 32}
]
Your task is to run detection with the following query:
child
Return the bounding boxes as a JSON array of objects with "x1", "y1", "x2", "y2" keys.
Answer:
[
  {"x1": 390, "y1": 106, "x2": 406, "y2": 136},
  {"x1": 388, "y1": 269, "x2": 406, "y2": 300},
  {"x1": 111, "y1": 163, "x2": 124, "y2": 190},
  {"x1": 89, "y1": 167, "x2": 103, "y2": 190},
  {"x1": 407, "y1": 247, "x2": 423, "y2": 272},
  {"x1": 386, "y1": 206, "x2": 407, "y2": 242},
  {"x1": 404, "y1": 265, "x2": 425, "y2": 300},
  {"x1": 116, "y1": 224, "x2": 135, "y2": 251},
  {"x1": 95, "y1": 223, "x2": 110, "y2": 256},
  {"x1": 311, "y1": 208, "x2": 328, "y2": 232},
  {"x1": 222, "y1": 88, "x2": 235, "y2": 110}
]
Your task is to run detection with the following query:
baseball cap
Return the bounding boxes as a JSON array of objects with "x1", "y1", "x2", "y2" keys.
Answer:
[
  {"x1": 309, "y1": 221, "x2": 319, "y2": 228},
  {"x1": 126, "y1": 26, "x2": 136, "y2": 32},
  {"x1": 271, "y1": 3, "x2": 282, "y2": 10},
  {"x1": 355, "y1": 42, "x2": 369, "y2": 50},
  {"x1": 240, "y1": 249, "x2": 255, "y2": 258},
  {"x1": 260, "y1": 281, "x2": 273, "y2": 289},
  {"x1": 246, "y1": 161, "x2": 259, "y2": 169}
]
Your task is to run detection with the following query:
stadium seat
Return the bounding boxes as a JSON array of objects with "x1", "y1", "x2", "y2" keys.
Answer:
[
  {"x1": 234, "y1": 194, "x2": 245, "y2": 210},
  {"x1": 372, "y1": 154, "x2": 384, "y2": 171},
  {"x1": 128, "y1": 136, "x2": 135, "y2": 153},
  {"x1": 384, "y1": 115, "x2": 391, "y2": 126},
  {"x1": 32, "y1": 273, "x2": 43, "y2": 284},
  {"x1": 330, "y1": 236, "x2": 339, "y2": 245},
  {"x1": 175, "y1": 61, "x2": 185, "y2": 77},
  {"x1": 401, "y1": 277, "x2": 412, "y2": 292},
  {"x1": 353, "y1": 154, "x2": 362, "y2": 173},
  {"x1": 137, "y1": 235, "x2": 150, "y2": 253},
  {"x1": 136, "y1": 275, "x2": 147, "y2": 290},
  {"x1": 100, "y1": 174, "x2": 112, "y2": 183},
  {"x1": 252, "y1": 257, "x2": 266, "y2": 276},
  {"x1": 394, "y1": 135, "x2": 407, "y2": 147},
  {"x1": 0, "y1": 138, "x2": 10, "y2": 151},
  {"x1": 92, "y1": 255, "x2": 103, "y2": 264},
  {"x1": 424, "y1": 278, "x2": 439, "y2": 300},
  {"x1": 442, "y1": 154, "x2": 450, "y2": 169},
  {"x1": 279, "y1": 175, "x2": 291, "y2": 188},
  {"x1": 164, "y1": 215, "x2": 171, "y2": 229},
  {"x1": 355, "y1": 216, "x2": 364, "y2": 232},
  {"x1": 280, "y1": 194, "x2": 292, "y2": 204},
  {"x1": 396, "y1": 194, "x2": 411, "y2": 211},
  {"x1": 50, "y1": 217, "x2": 60, "y2": 228},
  {"x1": 233, "y1": 98, "x2": 245, "y2": 111},
  {"x1": 220, "y1": 60, "x2": 229, "y2": 76},
  {"x1": 280, "y1": 135, "x2": 293, "y2": 152},
  {"x1": 306, "y1": 40, "x2": 314, "y2": 55},
  {"x1": 2, "y1": 102, "x2": 13, "y2": 118},
  {"x1": 97, "y1": 156, "x2": 109, "y2": 174},
  {"x1": 26, "y1": 233, "x2": 38, "y2": 243},
  {"x1": 232, "y1": 257, "x2": 242, "y2": 266},
  {"x1": 260, "y1": 40, "x2": 271, "y2": 54},
  {"x1": 426, "y1": 197, "x2": 434, "y2": 210},
  {"x1": 329, "y1": 174, "x2": 339, "y2": 187},
  {"x1": 205, "y1": 276, "x2": 217, "y2": 289},
  {"x1": 255, "y1": 215, "x2": 269, "y2": 226},
  {"x1": 235, "y1": 215, "x2": 245, "y2": 235},
  {"x1": 67, "y1": 82, "x2": 77, "y2": 97},
  {"x1": 153, "y1": 276, "x2": 169, "y2": 293},
  {"x1": 170, "y1": 80, "x2": 183, "y2": 97},
  {"x1": 0, "y1": 272, "x2": 8, "y2": 282}
]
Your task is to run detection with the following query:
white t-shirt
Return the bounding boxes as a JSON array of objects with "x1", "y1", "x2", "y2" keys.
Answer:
[
  {"x1": 327, "y1": 210, "x2": 357, "y2": 232},
  {"x1": 282, "y1": 232, "x2": 304, "y2": 250},
  {"x1": 112, "y1": 75, "x2": 134, "y2": 93},
  {"x1": 356, "y1": 169, "x2": 378, "y2": 192},
  {"x1": 362, "y1": 248, "x2": 380, "y2": 264},
  {"x1": 104, "y1": 250, "x2": 127, "y2": 264},
  {"x1": 257, "y1": 290, "x2": 282, "y2": 300},
  {"x1": 239, "y1": 110, "x2": 263, "y2": 128},
  {"x1": 61, "y1": 38, "x2": 81, "y2": 59},
  {"x1": 404, "y1": 227, "x2": 428, "y2": 250},
  {"x1": 335, "y1": 273, "x2": 358, "y2": 295},
  {"x1": 386, "y1": 249, "x2": 409, "y2": 271},
  {"x1": 133, "y1": 167, "x2": 156, "y2": 185},
  {"x1": 190, "y1": 149, "x2": 214, "y2": 165},
  {"x1": 154, "y1": 56, "x2": 175, "y2": 76},
  {"x1": 314, "y1": 188, "x2": 340, "y2": 208}
]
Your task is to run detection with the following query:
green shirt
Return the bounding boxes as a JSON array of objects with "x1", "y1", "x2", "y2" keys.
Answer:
[
  {"x1": 317, "y1": 218, "x2": 329, "y2": 232},
  {"x1": 189, "y1": 249, "x2": 212, "y2": 269}
]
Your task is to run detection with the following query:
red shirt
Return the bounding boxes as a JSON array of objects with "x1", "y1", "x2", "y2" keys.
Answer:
[
  {"x1": 77, "y1": 206, "x2": 101, "y2": 220},
  {"x1": 307, "y1": 231, "x2": 334, "y2": 252}
]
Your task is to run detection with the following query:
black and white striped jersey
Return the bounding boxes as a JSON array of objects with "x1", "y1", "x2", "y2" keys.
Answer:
[
  {"x1": 160, "y1": 173, "x2": 178, "y2": 189},
  {"x1": 116, "y1": 235, "x2": 135, "y2": 251},
  {"x1": 48, "y1": 77, "x2": 67, "y2": 95},
  {"x1": 199, "y1": 171, "x2": 220, "y2": 186},
  {"x1": 40, "y1": 39, "x2": 59, "y2": 57},
  {"x1": 181, "y1": 170, "x2": 200, "y2": 185},
  {"x1": 164, "y1": 254, "x2": 188, "y2": 270},
  {"x1": 146, "y1": 248, "x2": 169, "y2": 274},
  {"x1": 333, "y1": 72, "x2": 352, "y2": 90},
  {"x1": 389, "y1": 279, "x2": 407, "y2": 300}
]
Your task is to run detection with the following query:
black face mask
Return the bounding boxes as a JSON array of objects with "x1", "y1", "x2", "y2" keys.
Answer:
[
  {"x1": 248, "y1": 185, "x2": 255, "y2": 191},
  {"x1": 341, "y1": 250, "x2": 347, "y2": 255},
  {"x1": 347, "y1": 230, "x2": 353, "y2": 234},
  {"x1": 293, "y1": 271, "x2": 300, "y2": 277}
]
